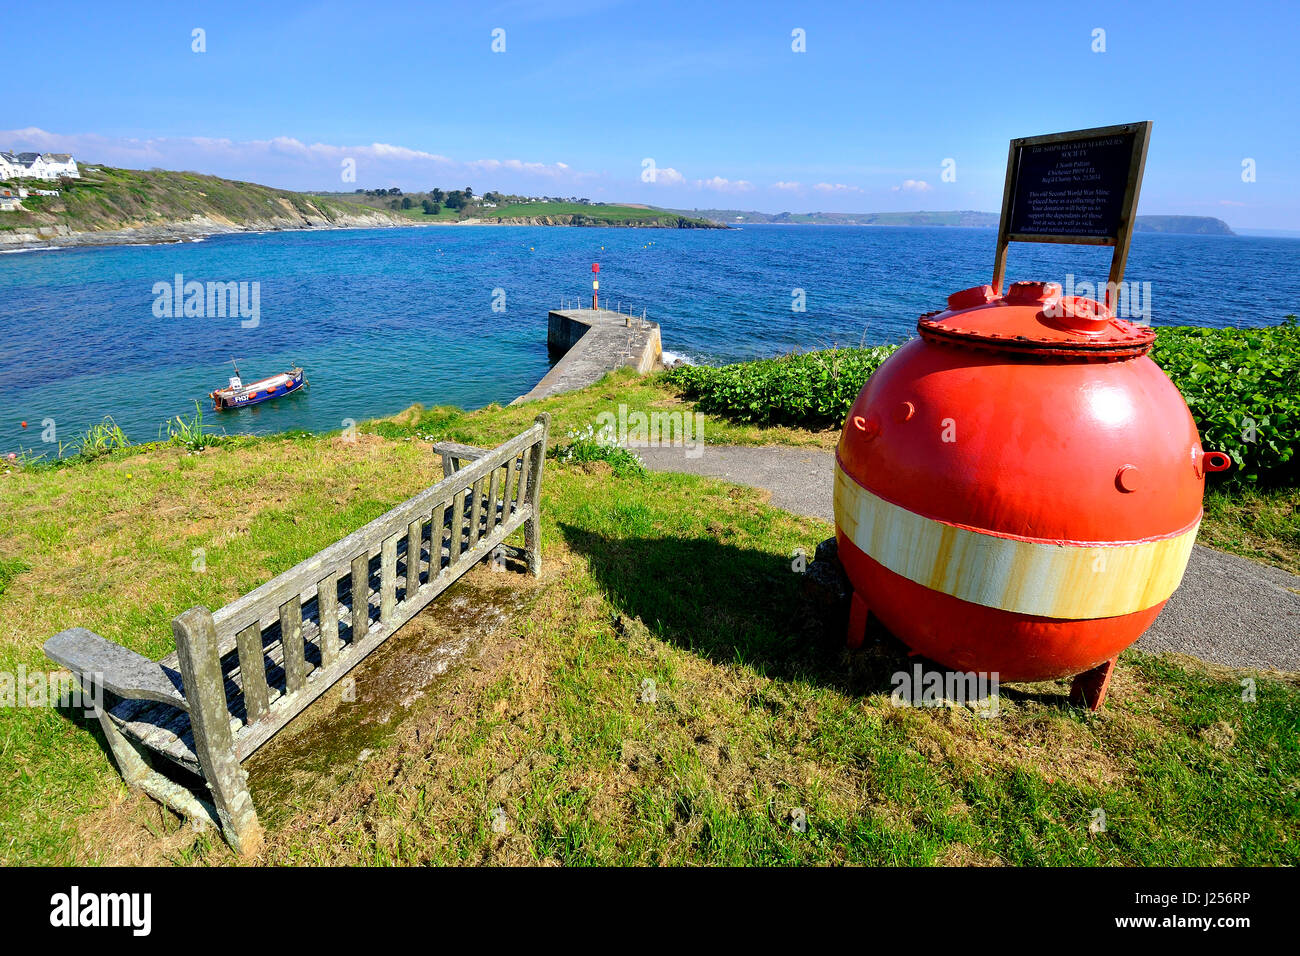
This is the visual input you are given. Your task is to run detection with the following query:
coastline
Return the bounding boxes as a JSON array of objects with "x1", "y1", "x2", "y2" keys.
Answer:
[
  {"x1": 0, "y1": 211, "x2": 418, "y2": 252},
  {"x1": 0, "y1": 212, "x2": 726, "y2": 252}
]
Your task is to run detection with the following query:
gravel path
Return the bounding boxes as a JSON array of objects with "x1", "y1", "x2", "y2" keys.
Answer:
[{"x1": 638, "y1": 445, "x2": 1299, "y2": 672}]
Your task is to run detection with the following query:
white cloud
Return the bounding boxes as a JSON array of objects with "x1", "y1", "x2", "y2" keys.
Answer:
[
  {"x1": 696, "y1": 176, "x2": 754, "y2": 192},
  {"x1": 812, "y1": 182, "x2": 863, "y2": 193},
  {"x1": 651, "y1": 166, "x2": 686, "y2": 185},
  {"x1": 891, "y1": 179, "x2": 932, "y2": 193},
  {"x1": 771, "y1": 181, "x2": 802, "y2": 191},
  {"x1": 0, "y1": 126, "x2": 580, "y2": 190}
]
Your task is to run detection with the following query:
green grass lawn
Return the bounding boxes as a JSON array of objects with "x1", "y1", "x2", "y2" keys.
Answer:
[
  {"x1": 1, "y1": 372, "x2": 1295, "y2": 865},
  {"x1": 310, "y1": 198, "x2": 462, "y2": 222}
]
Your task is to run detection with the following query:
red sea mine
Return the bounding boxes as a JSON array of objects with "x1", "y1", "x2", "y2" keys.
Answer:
[{"x1": 834, "y1": 281, "x2": 1231, "y2": 708}]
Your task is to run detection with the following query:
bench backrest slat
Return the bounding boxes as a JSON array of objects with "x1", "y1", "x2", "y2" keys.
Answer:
[
  {"x1": 318, "y1": 572, "x2": 340, "y2": 668},
  {"x1": 405, "y1": 518, "x2": 422, "y2": 597},
  {"x1": 488, "y1": 468, "x2": 503, "y2": 537},
  {"x1": 280, "y1": 595, "x2": 307, "y2": 694},
  {"x1": 349, "y1": 552, "x2": 370, "y2": 643},
  {"x1": 235, "y1": 623, "x2": 271, "y2": 722},
  {"x1": 380, "y1": 532, "x2": 399, "y2": 625}
]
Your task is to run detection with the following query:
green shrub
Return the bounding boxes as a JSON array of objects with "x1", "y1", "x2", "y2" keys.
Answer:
[
  {"x1": 665, "y1": 321, "x2": 1298, "y2": 486},
  {"x1": 75, "y1": 417, "x2": 131, "y2": 459},
  {"x1": 1152, "y1": 318, "x2": 1298, "y2": 486},
  {"x1": 158, "y1": 401, "x2": 221, "y2": 451},
  {"x1": 665, "y1": 346, "x2": 897, "y2": 430}
]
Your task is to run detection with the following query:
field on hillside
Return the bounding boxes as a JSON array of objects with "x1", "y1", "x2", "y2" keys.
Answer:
[
  {"x1": 487, "y1": 201, "x2": 679, "y2": 222},
  {"x1": 1, "y1": 371, "x2": 1295, "y2": 866}
]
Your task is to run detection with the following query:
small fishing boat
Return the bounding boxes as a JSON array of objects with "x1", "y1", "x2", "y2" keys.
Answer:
[{"x1": 210, "y1": 360, "x2": 306, "y2": 411}]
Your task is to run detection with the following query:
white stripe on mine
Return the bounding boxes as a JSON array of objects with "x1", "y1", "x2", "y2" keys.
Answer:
[{"x1": 834, "y1": 464, "x2": 1198, "y2": 619}]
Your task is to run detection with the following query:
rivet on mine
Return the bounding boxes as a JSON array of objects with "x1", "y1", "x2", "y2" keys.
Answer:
[
  {"x1": 1116, "y1": 464, "x2": 1140, "y2": 492},
  {"x1": 894, "y1": 401, "x2": 916, "y2": 423},
  {"x1": 852, "y1": 415, "x2": 880, "y2": 440}
]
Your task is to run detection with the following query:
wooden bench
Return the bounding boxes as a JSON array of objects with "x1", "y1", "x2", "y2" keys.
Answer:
[{"x1": 43, "y1": 415, "x2": 550, "y2": 855}]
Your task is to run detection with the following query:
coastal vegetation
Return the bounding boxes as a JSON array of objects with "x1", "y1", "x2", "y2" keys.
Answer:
[
  {"x1": 316, "y1": 189, "x2": 725, "y2": 228},
  {"x1": 1, "y1": 365, "x2": 1295, "y2": 865},
  {"x1": 0, "y1": 165, "x2": 402, "y2": 239},
  {"x1": 485, "y1": 200, "x2": 724, "y2": 228}
]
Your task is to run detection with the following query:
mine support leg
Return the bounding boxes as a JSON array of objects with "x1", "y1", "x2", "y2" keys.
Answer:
[
  {"x1": 1070, "y1": 656, "x2": 1118, "y2": 711},
  {"x1": 847, "y1": 590, "x2": 870, "y2": 650}
]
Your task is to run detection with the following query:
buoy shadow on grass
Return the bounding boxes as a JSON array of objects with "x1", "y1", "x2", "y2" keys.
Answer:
[{"x1": 557, "y1": 523, "x2": 1071, "y2": 711}]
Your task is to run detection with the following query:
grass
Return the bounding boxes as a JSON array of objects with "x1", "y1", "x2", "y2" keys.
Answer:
[
  {"x1": 3, "y1": 166, "x2": 400, "y2": 236},
  {"x1": 303, "y1": 193, "x2": 721, "y2": 227},
  {"x1": 309, "y1": 195, "x2": 464, "y2": 222},
  {"x1": 157, "y1": 401, "x2": 220, "y2": 451},
  {"x1": 484, "y1": 201, "x2": 720, "y2": 227},
  {"x1": 1199, "y1": 486, "x2": 1300, "y2": 575},
  {"x1": 1, "y1": 372, "x2": 1295, "y2": 866}
]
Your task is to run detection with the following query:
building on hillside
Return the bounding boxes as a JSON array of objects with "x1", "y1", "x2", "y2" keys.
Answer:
[
  {"x1": 2, "y1": 151, "x2": 80, "y2": 180},
  {"x1": 0, "y1": 187, "x2": 24, "y2": 211},
  {"x1": 43, "y1": 153, "x2": 81, "y2": 178}
]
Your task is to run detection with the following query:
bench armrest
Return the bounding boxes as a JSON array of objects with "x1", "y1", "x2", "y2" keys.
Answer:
[
  {"x1": 44, "y1": 627, "x2": 188, "y2": 710},
  {"x1": 433, "y1": 441, "x2": 489, "y2": 473}
]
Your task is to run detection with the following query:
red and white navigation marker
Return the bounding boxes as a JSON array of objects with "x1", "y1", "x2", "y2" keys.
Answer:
[{"x1": 592, "y1": 262, "x2": 599, "y2": 309}]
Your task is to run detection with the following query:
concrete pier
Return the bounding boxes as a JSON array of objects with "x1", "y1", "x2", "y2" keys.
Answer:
[{"x1": 513, "y1": 308, "x2": 663, "y2": 403}]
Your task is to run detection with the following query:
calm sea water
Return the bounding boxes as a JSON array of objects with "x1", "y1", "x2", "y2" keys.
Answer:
[{"x1": 1, "y1": 225, "x2": 1296, "y2": 454}]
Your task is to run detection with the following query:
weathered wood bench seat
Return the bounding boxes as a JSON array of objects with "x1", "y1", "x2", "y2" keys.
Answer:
[{"x1": 44, "y1": 415, "x2": 549, "y2": 855}]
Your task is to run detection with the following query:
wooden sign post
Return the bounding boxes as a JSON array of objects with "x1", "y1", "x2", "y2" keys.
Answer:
[{"x1": 992, "y1": 121, "x2": 1152, "y2": 310}]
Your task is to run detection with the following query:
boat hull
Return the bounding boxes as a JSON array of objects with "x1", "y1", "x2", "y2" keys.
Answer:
[{"x1": 211, "y1": 368, "x2": 306, "y2": 410}]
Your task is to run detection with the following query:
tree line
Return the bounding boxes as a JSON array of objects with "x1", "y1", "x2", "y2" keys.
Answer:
[{"x1": 351, "y1": 187, "x2": 600, "y2": 216}]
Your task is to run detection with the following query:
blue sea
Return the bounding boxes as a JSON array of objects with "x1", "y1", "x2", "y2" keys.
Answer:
[{"x1": 1, "y1": 225, "x2": 1296, "y2": 454}]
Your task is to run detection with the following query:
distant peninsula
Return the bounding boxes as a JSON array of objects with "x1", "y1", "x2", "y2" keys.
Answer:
[
  {"x1": 1130, "y1": 215, "x2": 1236, "y2": 235},
  {"x1": 674, "y1": 207, "x2": 1237, "y2": 235}
]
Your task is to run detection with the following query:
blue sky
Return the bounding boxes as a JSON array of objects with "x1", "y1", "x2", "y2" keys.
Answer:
[{"x1": 7, "y1": 0, "x2": 1298, "y2": 227}]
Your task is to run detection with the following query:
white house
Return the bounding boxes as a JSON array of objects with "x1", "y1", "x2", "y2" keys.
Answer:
[
  {"x1": 43, "y1": 153, "x2": 80, "y2": 178},
  {"x1": 0, "y1": 187, "x2": 23, "y2": 212},
  {"x1": 1, "y1": 151, "x2": 80, "y2": 180}
]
